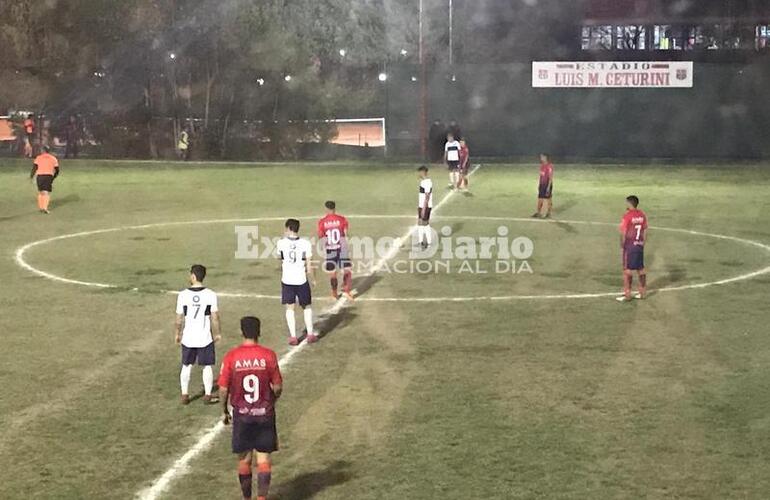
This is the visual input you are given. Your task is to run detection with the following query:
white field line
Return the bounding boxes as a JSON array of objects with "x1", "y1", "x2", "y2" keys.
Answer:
[
  {"x1": 16, "y1": 209, "x2": 770, "y2": 302},
  {"x1": 135, "y1": 166, "x2": 480, "y2": 499}
]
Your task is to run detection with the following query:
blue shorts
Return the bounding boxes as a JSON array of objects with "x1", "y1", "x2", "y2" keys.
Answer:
[
  {"x1": 181, "y1": 342, "x2": 215, "y2": 366},
  {"x1": 447, "y1": 160, "x2": 459, "y2": 171},
  {"x1": 538, "y1": 183, "x2": 552, "y2": 199},
  {"x1": 281, "y1": 282, "x2": 312, "y2": 307},
  {"x1": 623, "y1": 247, "x2": 645, "y2": 271},
  {"x1": 232, "y1": 415, "x2": 278, "y2": 454},
  {"x1": 324, "y1": 248, "x2": 351, "y2": 272}
]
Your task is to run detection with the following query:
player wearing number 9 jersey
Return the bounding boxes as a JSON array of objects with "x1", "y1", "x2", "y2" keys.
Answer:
[
  {"x1": 618, "y1": 195, "x2": 648, "y2": 302},
  {"x1": 317, "y1": 201, "x2": 353, "y2": 300},
  {"x1": 276, "y1": 219, "x2": 316, "y2": 345},
  {"x1": 218, "y1": 316, "x2": 282, "y2": 500}
]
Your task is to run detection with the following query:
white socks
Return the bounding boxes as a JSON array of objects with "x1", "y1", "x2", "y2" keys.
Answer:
[
  {"x1": 416, "y1": 225, "x2": 433, "y2": 245},
  {"x1": 202, "y1": 365, "x2": 214, "y2": 395},
  {"x1": 180, "y1": 364, "x2": 192, "y2": 395},
  {"x1": 304, "y1": 308, "x2": 314, "y2": 336},
  {"x1": 285, "y1": 309, "x2": 296, "y2": 337}
]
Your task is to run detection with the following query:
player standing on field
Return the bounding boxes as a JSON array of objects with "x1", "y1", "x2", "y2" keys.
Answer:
[
  {"x1": 417, "y1": 166, "x2": 433, "y2": 249},
  {"x1": 532, "y1": 153, "x2": 554, "y2": 219},
  {"x1": 317, "y1": 201, "x2": 353, "y2": 300},
  {"x1": 457, "y1": 139, "x2": 470, "y2": 191},
  {"x1": 175, "y1": 264, "x2": 222, "y2": 405},
  {"x1": 219, "y1": 316, "x2": 282, "y2": 500},
  {"x1": 617, "y1": 195, "x2": 648, "y2": 302},
  {"x1": 29, "y1": 145, "x2": 60, "y2": 214},
  {"x1": 444, "y1": 132, "x2": 461, "y2": 188},
  {"x1": 276, "y1": 219, "x2": 316, "y2": 345}
]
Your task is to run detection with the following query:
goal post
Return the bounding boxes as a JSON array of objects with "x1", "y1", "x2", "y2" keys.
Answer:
[{"x1": 327, "y1": 118, "x2": 387, "y2": 156}]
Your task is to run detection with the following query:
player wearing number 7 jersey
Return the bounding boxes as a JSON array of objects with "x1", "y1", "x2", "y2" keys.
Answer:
[
  {"x1": 175, "y1": 264, "x2": 221, "y2": 405},
  {"x1": 218, "y1": 316, "x2": 282, "y2": 500},
  {"x1": 317, "y1": 201, "x2": 353, "y2": 300},
  {"x1": 618, "y1": 195, "x2": 648, "y2": 302}
]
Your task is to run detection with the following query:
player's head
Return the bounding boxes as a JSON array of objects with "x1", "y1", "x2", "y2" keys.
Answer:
[
  {"x1": 447, "y1": 132, "x2": 454, "y2": 141},
  {"x1": 240, "y1": 316, "x2": 261, "y2": 340},
  {"x1": 324, "y1": 200, "x2": 336, "y2": 214},
  {"x1": 540, "y1": 153, "x2": 549, "y2": 163},
  {"x1": 417, "y1": 165, "x2": 429, "y2": 178},
  {"x1": 285, "y1": 218, "x2": 300, "y2": 234},
  {"x1": 42, "y1": 145, "x2": 51, "y2": 154},
  {"x1": 189, "y1": 264, "x2": 206, "y2": 283},
  {"x1": 626, "y1": 195, "x2": 640, "y2": 209}
]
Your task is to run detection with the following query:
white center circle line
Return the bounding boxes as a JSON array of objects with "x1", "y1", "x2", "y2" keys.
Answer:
[{"x1": 14, "y1": 215, "x2": 770, "y2": 302}]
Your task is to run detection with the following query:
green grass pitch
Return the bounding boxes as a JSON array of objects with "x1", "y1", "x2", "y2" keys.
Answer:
[{"x1": 1, "y1": 159, "x2": 770, "y2": 499}]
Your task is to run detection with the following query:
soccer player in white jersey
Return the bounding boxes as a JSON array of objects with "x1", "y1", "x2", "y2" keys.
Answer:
[
  {"x1": 276, "y1": 219, "x2": 316, "y2": 346},
  {"x1": 174, "y1": 264, "x2": 221, "y2": 405},
  {"x1": 444, "y1": 132, "x2": 461, "y2": 188},
  {"x1": 417, "y1": 165, "x2": 434, "y2": 249}
]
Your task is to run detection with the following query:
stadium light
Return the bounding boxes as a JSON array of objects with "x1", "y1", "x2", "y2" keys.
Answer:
[
  {"x1": 169, "y1": 52, "x2": 177, "y2": 60},
  {"x1": 411, "y1": 76, "x2": 418, "y2": 82},
  {"x1": 284, "y1": 75, "x2": 292, "y2": 82},
  {"x1": 339, "y1": 48, "x2": 347, "y2": 57},
  {"x1": 256, "y1": 78, "x2": 265, "y2": 86},
  {"x1": 378, "y1": 72, "x2": 388, "y2": 82},
  {"x1": 450, "y1": 74, "x2": 457, "y2": 82},
  {"x1": 400, "y1": 49, "x2": 408, "y2": 56}
]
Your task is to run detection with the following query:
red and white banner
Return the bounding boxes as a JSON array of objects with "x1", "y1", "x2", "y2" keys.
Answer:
[{"x1": 532, "y1": 61, "x2": 693, "y2": 88}]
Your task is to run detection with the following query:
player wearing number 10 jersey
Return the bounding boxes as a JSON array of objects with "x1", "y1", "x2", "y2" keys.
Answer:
[
  {"x1": 218, "y1": 316, "x2": 282, "y2": 500},
  {"x1": 618, "y1": 195, "x2": 648, "y2": 302},
  {"x1": 317, "y1": 201, "x2": 353, "y2": 300}
]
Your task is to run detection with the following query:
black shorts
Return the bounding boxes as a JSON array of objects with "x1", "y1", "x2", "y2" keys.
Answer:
[
  {"x1": 447, "y1": 160, "x2": 459, "y2": 171},
  {"x1": 324, "y1": 249, "x2": 351, "y2": 272},
  {"x1": 281, "y1": 282, "x2": 312, "y2": 307},
  {"x1": 418, "y1": 207, "x2": 432, "y2": 224},
  {"x1": 623, "y1": 247, "x2": 645, "y2": 271},
  {"x1": 36, "y1": 174, "x2": 54, "y2": 192},
  {"x1": 232, "y1": 415, "x2": 278, "y2": 454},
  {"x1": 538, "y1": 183, "x2": 552, "y2": 199},
  {"x1": 181, "y1": 342, "x2": 216, "y2": 366}
]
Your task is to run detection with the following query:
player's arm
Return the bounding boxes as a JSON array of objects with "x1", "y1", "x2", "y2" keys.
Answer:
[
  {"x1": 218, "y1": 357, "x2": 232, "y2": 424},
  {"x1": 174, "y1": 313, "x2": 184, "y2": 344},
  {"x1": 270, "y1": 357, "x2": 283, "y2": 399},
  {"x1": 53, "y1": 166, "x2": 60, "y2": 179},
  {"x1": 29, "y1": 164, "x2": 38, "y2": 179},
  {"x1": 422, "y1": 190, "x2": 432, "y2": 218},
  {"x1": 210, "y1": 311, "x2": 222, "y2": 342}
]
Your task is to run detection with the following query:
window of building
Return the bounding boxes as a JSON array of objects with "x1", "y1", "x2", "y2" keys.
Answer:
[
  {"x1": 581, "y1": 25, "x2": 613, "y2": 50},
  {"x1": 654, "y1": 25, "x2": 686, "y2": 50},
  {"x1": 616, "y1": 25, "x2": 646, "y2": 50}
]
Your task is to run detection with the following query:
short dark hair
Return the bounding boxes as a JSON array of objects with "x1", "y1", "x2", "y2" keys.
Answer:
[
  {"x1": 190, "y1": 264, "x2": 206, "y2": 282},
  {"x1": 325, "y1": 200, "x2": 336, "y2": 210},
  {"x1": 417, "y1": 165, "x2": 429, "y2": 173},
  {"x1": 42, "y1": 145, "x2": 51, "y2": 153},
  {"x1": 285, "y1": 218, "x2": 300, "y2": 232},
  {"x1": 626, "y1": 195, "x2": 640, "y2": 208},
  {"x1": 240, "y1": 316, "x2": 261, "y2": 339}
]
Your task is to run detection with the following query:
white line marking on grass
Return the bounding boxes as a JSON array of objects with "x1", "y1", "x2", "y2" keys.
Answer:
[
  {"x1": 135, "y1": 167, "x2": 480, "y2": 499},
  {"x1": 16, "y1": 212, "x2": 770, "y2": 302}
]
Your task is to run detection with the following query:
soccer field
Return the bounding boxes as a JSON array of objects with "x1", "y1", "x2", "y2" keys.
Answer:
[{"x1": 2, "y1": 159, "x2": 770, "y2": 499}]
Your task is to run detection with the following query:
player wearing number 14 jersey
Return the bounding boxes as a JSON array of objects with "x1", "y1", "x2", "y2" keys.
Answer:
[
  {"x1": 317, "y1": 201, "x2": 353, "y2": 300},
  {"x1": 218, "y1": 316, "x2": 282, "y2": 500},
  {"x1": 618, "y1": 195, "x2": 648, "y2": 302}
]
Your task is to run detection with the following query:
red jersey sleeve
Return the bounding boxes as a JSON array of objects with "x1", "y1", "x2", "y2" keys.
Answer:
[
  {"x1": 619, "y1": 213, "x2": 630, "y2": 233},
  {"x1": 269, "y1": 352, "x2": 283, "y2": 386}
]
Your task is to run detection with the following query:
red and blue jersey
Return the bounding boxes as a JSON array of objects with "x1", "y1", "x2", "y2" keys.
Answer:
[
  {"x1": 317, "y1": 213, "x2": 349, "y2": 251},
  {"x1": 539, "y1": 162, "x2": 553, "y2": 186},
  {"x1": 620, "y1": 209, "x2": 648, "y2": 249},
  {"x1": 218, "y1": 343, "x2": 282, "y2": 420}
]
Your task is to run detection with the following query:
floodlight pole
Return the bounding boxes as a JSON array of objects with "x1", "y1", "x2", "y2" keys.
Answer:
[
  {"x1": 419, "y1": 0, "x2": 427, "y2": 159},
  {"x1": 449, "y1": 0, "x2": 453, "y2": 66}
]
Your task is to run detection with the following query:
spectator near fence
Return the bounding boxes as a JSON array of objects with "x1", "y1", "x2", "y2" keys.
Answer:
[
  {"x1": 428, "y1": 119, "x2": 446, "y2": 163},
  {"x1": 64, "y1": 116, "x2": 81, "y2": 159}
]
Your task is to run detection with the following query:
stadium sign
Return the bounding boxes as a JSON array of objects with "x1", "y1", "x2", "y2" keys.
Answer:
[{"x1": 532, "y1": 61, "x2": 693, "y2": 88}]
